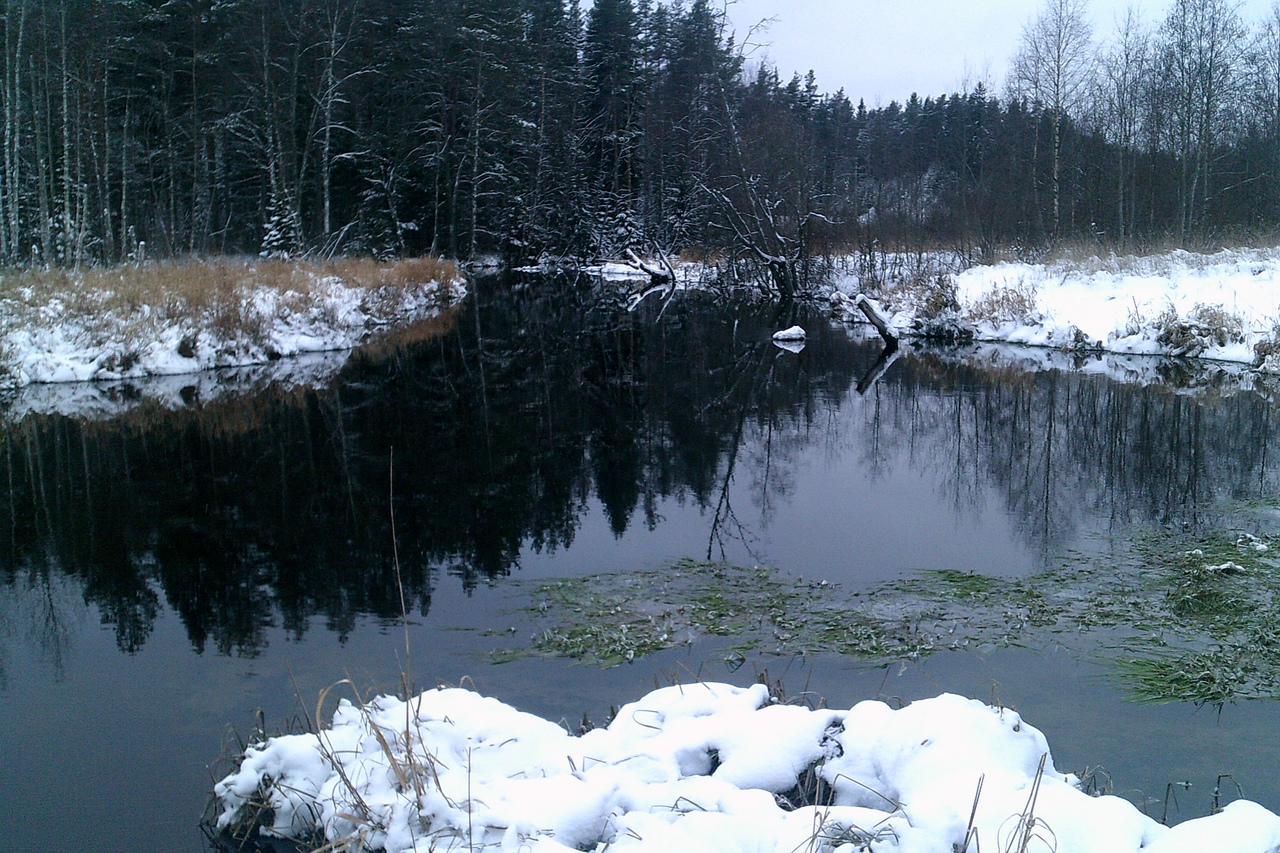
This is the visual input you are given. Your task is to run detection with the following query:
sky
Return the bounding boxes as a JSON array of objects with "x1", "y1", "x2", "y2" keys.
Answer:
[{"x1": 725, "y1": 0, "x2": 1276, "y2": 106}]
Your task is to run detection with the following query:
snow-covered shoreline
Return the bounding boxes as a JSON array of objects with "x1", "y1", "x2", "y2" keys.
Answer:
[
  {"x1": 833, "y1": 246, "x2": 1280, "y2": 370},
  {"x1": 0, "y1": 265, "x2": 465, "y2": 390},
  {"x1": 213, "y1": 681, "x2": 1280, "y2": 852}
]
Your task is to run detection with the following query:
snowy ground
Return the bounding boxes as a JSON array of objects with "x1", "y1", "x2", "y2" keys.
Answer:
[
  {"x1": 517, "y1": 257, "x2": 715, "y2": 287},
  {"x1": 0, "y1": 268, "x2": 464, "y2": 391},
  {"x1": 833, "y1": 246, "x2": 1280, "y2": 369},
  {"x1": 214, "y1": 682, "x2": 1280, "y2": 853}
]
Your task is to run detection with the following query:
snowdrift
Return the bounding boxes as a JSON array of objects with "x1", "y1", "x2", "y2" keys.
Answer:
[
  {"x1": 834, "y1": 246, "x2": 1280, "y2": 370},
  {"x1": 0, "y1": 271, "x2": 464, "y2": 389},
  {"x1": 213, "y1": 682, "x2": 1280, "y2": 852}
]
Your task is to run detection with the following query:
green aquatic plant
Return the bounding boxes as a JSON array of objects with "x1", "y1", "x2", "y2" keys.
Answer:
[
  {"x1": 499, "y1": 529, "x2": 1280, "y2": 704},
  {"x1": 496, "y1": 560, "x2": 936, "y2": 667},
  {"x1": 1114, "y1": 648, "x2": 1262, "y2": 705}
]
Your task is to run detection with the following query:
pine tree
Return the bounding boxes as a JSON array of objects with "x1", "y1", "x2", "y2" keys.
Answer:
[{"x1": 583, "y1": 0, "x2": 642, "y2": 255}]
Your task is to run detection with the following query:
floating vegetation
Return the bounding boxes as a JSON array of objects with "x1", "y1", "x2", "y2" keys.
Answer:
[
  {"x1": 500, "y1": 560, "x2": 935, "y2": 667},
  {"x1": 496, "y1": 530, "x2": 1280, "y2": 705},
  {"x1": 1114, "y1": 648, "x2": 1263, "y2": 706}
]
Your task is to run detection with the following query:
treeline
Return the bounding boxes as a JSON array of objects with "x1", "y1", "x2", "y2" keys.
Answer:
[
  {"x1": 3, "y1": 0, "x2": 1280, "y2": 278},
  {"x1": 0, "y1": 0, "x2": 747, "y2": 269}
]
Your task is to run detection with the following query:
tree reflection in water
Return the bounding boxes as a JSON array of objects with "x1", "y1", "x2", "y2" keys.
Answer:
[{"x1": 0, "y1": 272, "x2": 1277, "y2": 659}]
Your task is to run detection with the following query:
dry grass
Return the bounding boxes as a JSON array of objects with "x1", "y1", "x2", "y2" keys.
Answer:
[
  {"x1": 966, "y1": 278, "x2": 1041, "y2": 326},
  {"x1": 981, "y1": 228, "x2": 1280, "y2": 269},
  {"x1": 0, "y1": 255, "x2": 460, "y2": 320},
  {"x1": 316, "y1": 256, "x2": 460, "y2": 291},
  {"x1": 676, "y1": 246, "x2": 726, "y2": 265},
  {"x1": 0, "y1": 255, "x2": 462, "y2": 362}
]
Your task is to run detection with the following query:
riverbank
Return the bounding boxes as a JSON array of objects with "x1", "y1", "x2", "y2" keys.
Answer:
[
  {"x1": 0, "y1": 256, "x2": 465, "y2": 388},
  {"x1": 213, "y1": 680, "x2": 1280, "y2": 853},
  {"x1": 833, "y1": 245, "x2": 1280, "y2": 369}
]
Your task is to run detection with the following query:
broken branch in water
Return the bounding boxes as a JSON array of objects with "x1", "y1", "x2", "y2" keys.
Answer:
[
  {"x1": 854, "y1": 294, "x2": 899, "y2": 348},
  {"x1": 624, "y1": 248, "x2": 673, "y2": 284},
  {"x1": 831, "y1": 291, "x2": 899, "y2": 347}
]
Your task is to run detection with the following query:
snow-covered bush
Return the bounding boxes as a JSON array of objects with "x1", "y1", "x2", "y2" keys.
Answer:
[
  {"x1": 1155, "y1": 303, "x2": 1246, "y2": 359},
  {"x1": 1253, "y1": 316, "x2": 1280, "y2": 373},
  {"x1": 212, "y1": 682, "x2": 1280, "y2": 853},
  {"x1": 911, "y1": 311, "x2": 976, "y2": 344}
]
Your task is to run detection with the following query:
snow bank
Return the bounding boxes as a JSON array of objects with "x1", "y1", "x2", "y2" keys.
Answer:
[
  {"x1": 213, "y1": 683, "x2": 1280, "y2": 852},
  {"x1": 583, "y1": 259, "x2": 712, "y2": 285},
  {"x1": 0, "y1": 274, "x2": 464, "y2": 390},
  {"x1": 833, "y1": 246, "x2": 1280, "y2": 369}
]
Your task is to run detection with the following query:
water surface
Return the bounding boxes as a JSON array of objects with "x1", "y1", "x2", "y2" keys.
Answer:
[{"x1": 2, "y1": 273, "x2": 1279, "y2": 850}]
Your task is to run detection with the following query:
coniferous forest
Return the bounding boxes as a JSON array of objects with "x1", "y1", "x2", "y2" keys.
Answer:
[{"x1": 3, "y1": 0, "x2": 1280, "y2": 280}]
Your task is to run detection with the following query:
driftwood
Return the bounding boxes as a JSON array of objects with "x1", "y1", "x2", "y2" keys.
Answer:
[
  {"x1": 623, "y1": 249, "x2": 680, "y2": 316},
  {"x1": 852, "y1": 294, "x2": 898, "y2": 348},
  {"x1": 832, "y1": 291, "x2": 898, "y2": 348},
  {"x1": 624, "y1": 248, "x2": 675, "y2": 284}
]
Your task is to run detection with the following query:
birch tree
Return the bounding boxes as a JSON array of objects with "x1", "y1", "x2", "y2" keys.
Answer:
[
  {"x1": 1156, "y1": 0, "x2": 1246, "y2": 235},
  {"x1": 1010, "y1": 0, "x2": 1093, "y2": 238},
  {"x1": 1249, "y1": 2, "x2": 1280, "y2": 218},
  {"x1": 1095, "y1": 7, "x2": 1151, "y2": 245}
]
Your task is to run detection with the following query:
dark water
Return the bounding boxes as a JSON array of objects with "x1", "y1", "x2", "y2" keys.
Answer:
[{"x1": 3, "y1": 273, "x2": 1280, "y2": 851}]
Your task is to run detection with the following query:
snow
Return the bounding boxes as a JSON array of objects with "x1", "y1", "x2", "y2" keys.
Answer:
[
  {"x1": 832, "y1": 246, "x2": 1280, "y2": 370},
  {"x1": 578, "y1": 258, "x2": 713, "y2": 286},
  {"x1": 0, "y1": 271, "x2": 465, "y2": 391},
  {"x1": 213, "y1": 682, "x2": 1280, "y2": 853},
  {"x1": 772, "y1": 325, "x2": 807, "y2": 341}
]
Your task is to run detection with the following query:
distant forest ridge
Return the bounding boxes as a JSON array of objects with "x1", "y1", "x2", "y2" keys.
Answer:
[{"x1": 0, "y1": 0, "x2": 1277, "y2": 275}]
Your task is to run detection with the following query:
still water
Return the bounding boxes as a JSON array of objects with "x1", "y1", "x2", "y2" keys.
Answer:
[{"x1": 2, "y1": 273, "x2": 1279, "y2": 851}]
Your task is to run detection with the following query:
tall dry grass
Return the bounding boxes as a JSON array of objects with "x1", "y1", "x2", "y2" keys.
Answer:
[
  {"x1": 0, "y1": 255, "x2": 462, "y2": 345},
  {"x1": 0, "y1": 255, "x2": 459, "y2": 314}
]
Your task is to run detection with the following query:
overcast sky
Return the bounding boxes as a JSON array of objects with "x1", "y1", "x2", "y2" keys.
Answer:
[{"x1": 726, "y1": 0, "x2": 1276, "y2": 105}]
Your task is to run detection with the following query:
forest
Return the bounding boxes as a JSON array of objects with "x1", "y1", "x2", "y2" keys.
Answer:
[{"x1": 3, "y1": 0, "x2": 1280, "y2": 283}]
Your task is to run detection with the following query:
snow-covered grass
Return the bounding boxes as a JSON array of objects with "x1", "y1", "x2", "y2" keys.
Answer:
[
  {"x1": 833, "y1": 245, "x2": 1280, "y2": 369},
  {"x1": 0, "y1": 256, "x2": 465, "y2": 388},
  {"x1": 213, "y1": 681, "x2": 1280, "y2": 853}
]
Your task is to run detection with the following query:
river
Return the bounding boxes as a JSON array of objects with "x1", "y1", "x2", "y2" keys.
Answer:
[{"x1": 2, "y1": 272, "x2": 1279, "y2": 850}]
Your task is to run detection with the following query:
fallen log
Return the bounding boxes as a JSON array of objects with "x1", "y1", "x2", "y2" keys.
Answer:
[
  {"x1": 853, "y1": 294, "x2": 898, "y2": 348},
  {"x1": 624, "y1": 248, "x2": 674, "y2": 284}
]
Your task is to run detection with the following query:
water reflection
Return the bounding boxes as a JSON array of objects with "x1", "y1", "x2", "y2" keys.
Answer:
[
  {"x1": 1, "y1": 272, "x2": 1278, "y2": 661},
  {"x1": 867, "y1": 353, "x2": 1278, "y2": 552}
]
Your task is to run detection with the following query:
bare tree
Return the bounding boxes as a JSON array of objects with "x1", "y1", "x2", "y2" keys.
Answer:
[
  {"x1": 1250, "y1": 1, "x2": 1280, "y2": 219},
  {"x1": 1010, "y1": 0, "x2": 1094, "y2": 238},
  {"x1": 1155, "y1": 0, "x2": 1247, "y2": 236},
  {"x1": 1094, "y1": 6, "x2": 1151, "y2": 245}
]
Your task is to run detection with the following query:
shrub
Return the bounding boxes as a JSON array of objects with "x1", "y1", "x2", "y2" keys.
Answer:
[
  {"x1": 966, "y1": 278, "x2": 1040, "y2": 326},
  {"x1": 1155, "y1": 303, "x2": 1245, "y2": 358}
]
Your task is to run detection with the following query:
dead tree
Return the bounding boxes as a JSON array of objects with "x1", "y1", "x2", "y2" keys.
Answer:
[{"x1": 832, "y1": 291, "x2": 899, "y2": 348}]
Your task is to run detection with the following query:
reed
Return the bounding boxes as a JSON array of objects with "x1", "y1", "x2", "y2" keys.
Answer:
[{"x1": 0, "y1": 255, "x2": 461, "y2": 338}]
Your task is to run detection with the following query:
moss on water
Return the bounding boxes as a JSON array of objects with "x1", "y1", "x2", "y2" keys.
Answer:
[
  {"x1": 498, "y1": 559, "x2": 936, "y2": 667},
  {"x1": 495, "y1": 531, "x2": 1280, "y2": 704}
]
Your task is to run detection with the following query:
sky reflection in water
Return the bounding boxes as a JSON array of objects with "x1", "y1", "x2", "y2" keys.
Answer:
[{"x1": 2, "y1": 274, "x2": 1279, "y2": 850}]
